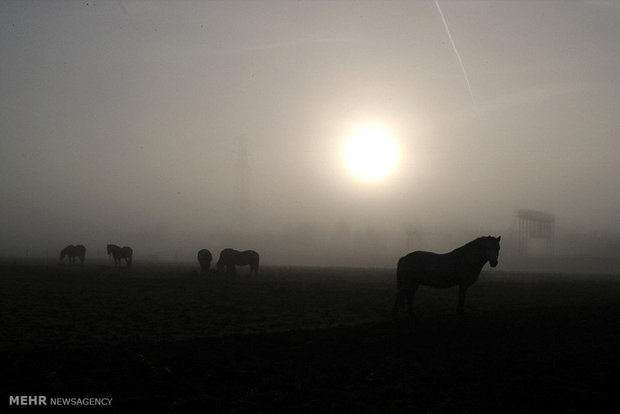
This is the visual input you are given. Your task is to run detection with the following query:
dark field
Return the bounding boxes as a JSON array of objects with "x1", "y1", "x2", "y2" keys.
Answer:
[{"x1": 1, "y1": 261, "x2": 620, "y2": 412}]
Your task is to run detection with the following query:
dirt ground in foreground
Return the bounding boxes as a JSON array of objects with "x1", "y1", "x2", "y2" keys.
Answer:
[{"x1": 1, "y1": 262, "x2": 619, "y2": 412}]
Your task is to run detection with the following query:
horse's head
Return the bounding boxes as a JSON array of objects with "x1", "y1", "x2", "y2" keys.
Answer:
[
  {"x1": 485, "y1": 236, "x2": 501, "y2": 267},
  {"x1": 60, "y1": 245, "x2": 72, "y2": 260}
]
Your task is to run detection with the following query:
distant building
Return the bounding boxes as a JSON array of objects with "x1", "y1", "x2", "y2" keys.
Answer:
[{"x1": 516, "y1": 209, "x2": 555, "y2": 256}]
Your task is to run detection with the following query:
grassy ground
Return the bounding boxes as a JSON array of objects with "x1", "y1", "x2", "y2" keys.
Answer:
[{"x1": 1, "y1": 260, "x2": 619, "y2": 412}]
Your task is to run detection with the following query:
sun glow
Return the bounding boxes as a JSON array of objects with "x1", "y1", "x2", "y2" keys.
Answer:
[{"x1": 344, "y1": 126, "x2": 399, "y2": 182}]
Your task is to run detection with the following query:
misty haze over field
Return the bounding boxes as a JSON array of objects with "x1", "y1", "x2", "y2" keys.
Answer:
[{"x1": 1, "y1": 1, "x2": 618, "y2": 266}]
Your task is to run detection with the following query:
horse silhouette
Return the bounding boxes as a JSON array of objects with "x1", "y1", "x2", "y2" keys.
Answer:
[
  {"x1": 107, "y1": 244, "x2": 133, "y2": 268},
  {"x1": 59, "y1": 245, "x2": 86, "y2": 265},
  {"x1": 393, "y1": 236, "x2": 501, "y2": 320},
  {"x1": 215, "y1": 248, "x2": 237, "y2": 274},
  {"x1": 216, "y1": 248, "x2": 259, "y2": 276},
  {"x1": 197, "y1": 249, "x2": 212, "y2": 273}
]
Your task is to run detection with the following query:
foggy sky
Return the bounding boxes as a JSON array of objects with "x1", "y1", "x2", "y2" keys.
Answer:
[{"x1": 1, "y1": 1, "x2": 618, "y2": 264}]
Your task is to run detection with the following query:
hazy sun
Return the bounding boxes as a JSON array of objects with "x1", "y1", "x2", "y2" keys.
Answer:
[{"x1": 344, "y1": 126, "x2": 399, "y2": 182}]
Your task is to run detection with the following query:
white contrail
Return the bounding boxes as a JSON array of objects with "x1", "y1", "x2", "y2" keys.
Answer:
[{"x1": 434, "y1": 0, "x2": 477, "y2": 109}]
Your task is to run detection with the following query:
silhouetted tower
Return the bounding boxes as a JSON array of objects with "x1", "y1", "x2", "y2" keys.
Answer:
[{"x1": 516, "y1": 209, "x2": 555, "y2": 256}]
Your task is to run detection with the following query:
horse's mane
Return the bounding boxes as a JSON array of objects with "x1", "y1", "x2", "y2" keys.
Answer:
[{"x1": 450, "y1": 237, "x2": 488, "y2": 255}]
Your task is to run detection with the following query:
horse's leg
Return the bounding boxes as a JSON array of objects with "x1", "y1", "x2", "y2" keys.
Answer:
[{"x1": 457, "y1": 284, "x2": 468, "y2": 315}]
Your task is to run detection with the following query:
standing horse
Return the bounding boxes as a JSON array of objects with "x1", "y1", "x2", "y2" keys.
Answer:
[
  {"x1": 59, "y1": 244, "x2": 86, "y2": 265},
  {"x1": 216, "y1": 248, "x2": 259, "y2": 276},
  {"x1": 393, "y1": 236, "x2": 501, "y2": 320},
  {"x1": 107, "y1": 244, "x2": 133, "y2": 268},
  {"x1": 197, "y1": 249, "x2": 212, "y2": 273}
]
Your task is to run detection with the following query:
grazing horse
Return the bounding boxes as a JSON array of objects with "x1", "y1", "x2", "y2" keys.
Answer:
[
  {"x1": 216, "y1": 248, "x2": 260, "y2": 276},
  {"x1": 393, "y1": 236, "x2": 501, "y2": 320},
  {"x1": 216, "y1": 248, "x2": 237, "y2": 274},
  {"x1": 59, "y1": 244, "x2": 86, "y2": 265},
  {"x1": 107, "y1": 244, "x2": 133, "y2": 268},
  {"x1": 197, "y1": 249, "x2": 212, "y2": 273}
]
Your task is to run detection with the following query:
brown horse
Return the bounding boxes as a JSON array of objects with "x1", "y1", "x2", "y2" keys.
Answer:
[
  {"x1": 60, "y1": 244, "x2": 86, "y2": 265},
  {"x1": 393, "y1": 236, "x2": 501, "y2": 320},
  {"x1": 216, "y1": 248, "x2": 259, "y2": 276},
  {"x1": 197, "y1": 249, "x2": 213, "y2": 273},
  {"x1": 107, "y1": 244, "x2": 133, "y2": 268}
]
